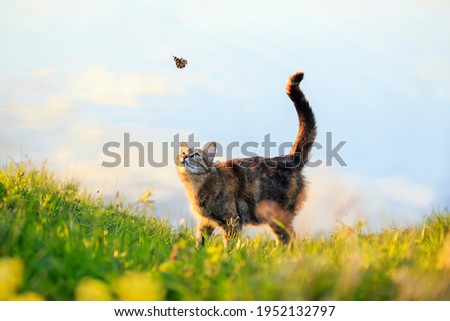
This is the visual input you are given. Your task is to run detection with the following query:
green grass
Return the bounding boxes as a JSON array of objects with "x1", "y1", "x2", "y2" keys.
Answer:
[{"x1": 1, "y1": 162, "x2": 449, "y2": 300}]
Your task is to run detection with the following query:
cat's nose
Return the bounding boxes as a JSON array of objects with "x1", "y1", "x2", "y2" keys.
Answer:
[{"x1": 179, "y1": 153, "x2": 187, "y2": 163}]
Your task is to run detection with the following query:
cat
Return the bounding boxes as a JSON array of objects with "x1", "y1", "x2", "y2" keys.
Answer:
[{"x1": 176, "y1": 71, "x2": 317, "y2": 247}]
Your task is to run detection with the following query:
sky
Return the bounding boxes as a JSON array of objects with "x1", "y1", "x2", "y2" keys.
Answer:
[{"x1": 1, "y1": 0, "x2": 449, "y2": 235}]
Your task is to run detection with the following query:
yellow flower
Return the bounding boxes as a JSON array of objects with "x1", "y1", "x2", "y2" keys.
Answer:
[
  {"x1": 112, "y1": 271, "x2": 166, "y2": 301},
  {"x1": 75, "y1": 277, "x2": 112, "y2": 301},
  {"x1": 0, "y1": 257, "x2": 24, "y2": 300},
  {"x1": 159, "y1": 261, "x2": 173, "y2": 273},
  {"x1": 10, "y1": 292, "x2": 45, "y2": 301},
  {"x1": 204, "y1": 245, "x2": 225, "y2": 276},
  {"x1": 206, "y1": 244, "x2": 224, "y2": 265}
]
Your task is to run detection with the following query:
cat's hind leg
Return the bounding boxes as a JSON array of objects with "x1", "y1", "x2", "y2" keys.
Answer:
[
  {"x1": 269, "y1": 217, "x2": 295, "y2": 246},
  {"x1": 255, "y1": 200, "x2": 296, "y2": 246}
]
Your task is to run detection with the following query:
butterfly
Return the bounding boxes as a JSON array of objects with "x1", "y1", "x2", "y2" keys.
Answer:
[{"x1": 173, "y1": 55, "x2": 187, "y2": 69}]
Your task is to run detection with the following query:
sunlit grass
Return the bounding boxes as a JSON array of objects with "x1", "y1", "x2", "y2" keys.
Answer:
[{"x1": 0, "y1": 162, "x2": 449, "y2": 300}]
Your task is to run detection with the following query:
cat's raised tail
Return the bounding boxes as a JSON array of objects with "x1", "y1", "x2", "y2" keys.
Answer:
[{"x1": 285, "y1": 72, "x2": 317, "y2": 165}]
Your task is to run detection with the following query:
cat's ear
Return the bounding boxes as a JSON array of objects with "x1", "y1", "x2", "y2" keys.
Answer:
[
  {"x1": 203, "y1": 142, "x2": 216, "y2": 162},
  {"x1": 179, "y1": 142, "x2": 189, "y2": 155}
]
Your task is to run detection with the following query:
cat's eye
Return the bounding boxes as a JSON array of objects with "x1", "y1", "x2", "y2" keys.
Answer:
[{"x1": 192, "y1": 152, "x2": 200, "y2": 158}]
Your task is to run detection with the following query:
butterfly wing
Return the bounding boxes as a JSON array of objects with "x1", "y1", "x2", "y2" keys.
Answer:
[{"x1": 173, "y1": 56, "x2": 187, "y2": 69}]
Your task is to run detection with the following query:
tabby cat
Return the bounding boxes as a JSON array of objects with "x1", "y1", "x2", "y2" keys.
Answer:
[{"x1": 176, "y1": 72, "x2": 317, "y2": 246}]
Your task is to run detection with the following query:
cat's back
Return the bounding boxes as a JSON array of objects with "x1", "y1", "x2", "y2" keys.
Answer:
[{"x1": 215, "y1": 156, "x2": 305, "y2": 199}]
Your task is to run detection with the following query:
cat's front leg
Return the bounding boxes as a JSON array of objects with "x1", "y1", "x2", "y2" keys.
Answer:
[{"x1": 196, "y1": 221, "x2": 216, "y2": 247}]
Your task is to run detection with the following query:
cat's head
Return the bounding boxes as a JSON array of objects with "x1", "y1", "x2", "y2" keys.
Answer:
[{"x1": 176, "y1": 142, "x2": 217, "y2": 175}]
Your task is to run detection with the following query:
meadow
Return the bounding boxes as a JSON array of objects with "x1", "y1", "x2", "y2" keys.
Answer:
[{"x1": 1, "y1": 162, "x2": 449, "y2": 300}]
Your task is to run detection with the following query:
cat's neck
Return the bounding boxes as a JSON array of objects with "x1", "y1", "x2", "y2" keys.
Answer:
[{"x1": 179, "y1": 169, "x2": 216, "y2": 193}]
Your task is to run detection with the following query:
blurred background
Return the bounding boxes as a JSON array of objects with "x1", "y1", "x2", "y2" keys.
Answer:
[{"x1": 1, "y1": 0, "x2": 449, "y2": 235}]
